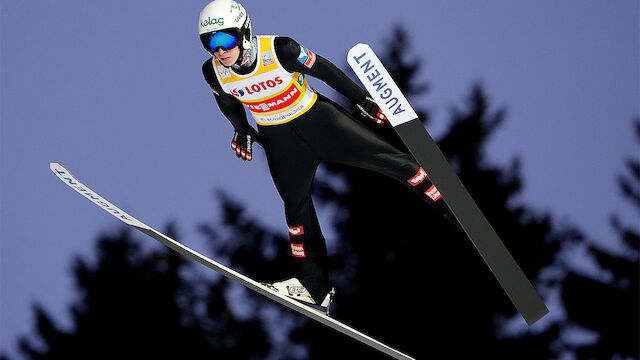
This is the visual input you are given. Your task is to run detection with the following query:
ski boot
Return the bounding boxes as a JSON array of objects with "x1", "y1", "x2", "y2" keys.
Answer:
[{"x1": 262, "y1": 277, "x2": 336, "y2": 315}]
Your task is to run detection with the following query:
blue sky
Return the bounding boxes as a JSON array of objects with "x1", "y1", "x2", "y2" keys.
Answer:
[{"x1": 1, "y1": 0, "x2": 638, "y2": 357}]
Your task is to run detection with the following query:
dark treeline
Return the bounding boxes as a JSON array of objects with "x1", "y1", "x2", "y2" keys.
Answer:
[{"x1": 5, "y1": 27, "x2": 638, "y2": 360}]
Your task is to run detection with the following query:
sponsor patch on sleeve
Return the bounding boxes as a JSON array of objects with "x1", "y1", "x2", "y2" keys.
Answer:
[
  {"x1": 288, "y1": 225, "x2": 304, "y2": 236},
  {"x1": 290, "y1": 243, "x2": 306, "y2": 258},
  {"x1": 425, "y1": 185, "x2": 442, "y2": 202},
  {"x1": 297, "y1": 45, "x2": 316, "y2": 69},
  {"x1": 408, "y1": 168, "x2": 427, "y2": 187}
]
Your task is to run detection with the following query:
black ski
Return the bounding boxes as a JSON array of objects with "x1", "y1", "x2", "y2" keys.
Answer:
[{"x1": 348, "y1": 43, "x2": 549, "y2": 326}]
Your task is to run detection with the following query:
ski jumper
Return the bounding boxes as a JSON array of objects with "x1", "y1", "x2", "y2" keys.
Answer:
[{"x1": 203, "y1": 36, "x2": 450, "y2": 302}]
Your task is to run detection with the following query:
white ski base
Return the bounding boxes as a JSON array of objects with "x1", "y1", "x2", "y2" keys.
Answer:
[{"x1": 50, "y1": 162, "x2": 415, "y2": 360}]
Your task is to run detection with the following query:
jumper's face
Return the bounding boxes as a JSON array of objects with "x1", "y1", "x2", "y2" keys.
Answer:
[{"x1": 214, "y1": 46, "x2": 241, "y2": 67}]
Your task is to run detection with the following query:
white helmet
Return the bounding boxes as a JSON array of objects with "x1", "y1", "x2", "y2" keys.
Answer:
[{"x1": 199, "y1": 0, "x2": 251, "y2": 55}]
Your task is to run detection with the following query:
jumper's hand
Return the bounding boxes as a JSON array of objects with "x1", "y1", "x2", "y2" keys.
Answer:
[
  {"x1": 231, "y1": 128, "x2": 259, "y2": 161},
  {"x1": 356, "y1": 96, "x2": 387, "y2": 125}
]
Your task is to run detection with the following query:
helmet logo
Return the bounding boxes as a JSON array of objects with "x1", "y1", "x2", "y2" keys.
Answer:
[
  {"x1": 230, "y1": 1, "x2": 241, "y2": 13},
  {"x1": 200, "y1": 17, "x2": 224, "y2": 28}
]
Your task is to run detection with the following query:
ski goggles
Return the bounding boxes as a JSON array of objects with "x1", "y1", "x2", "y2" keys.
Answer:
[{"x1": 204, "y1": 30, "x2": 240, "y2": 52}]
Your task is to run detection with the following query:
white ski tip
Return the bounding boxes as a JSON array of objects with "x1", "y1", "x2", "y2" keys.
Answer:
[
  {"x1": 347, "y1": 43, "x2": 371, "y2": 58},
  {"x1": 50, "y1": 163, "x2": 151, "y2": 230},
  {"x1": 50, "y1": 162, "x2": 68, "y2": 176},
  {"x1": 347, "y1": 43, "x2": 418, "y2": 127}
]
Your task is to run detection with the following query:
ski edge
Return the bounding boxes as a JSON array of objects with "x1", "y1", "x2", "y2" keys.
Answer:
[{"x1": 49, "y1": 162, "x2": 416, "y2": 360}]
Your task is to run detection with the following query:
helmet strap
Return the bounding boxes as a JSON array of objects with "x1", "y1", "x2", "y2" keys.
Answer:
[{"x1": 233, "y1": 37, "x2": 257, "y2": 68}]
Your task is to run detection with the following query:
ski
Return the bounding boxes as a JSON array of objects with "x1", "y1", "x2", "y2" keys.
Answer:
[
  {"x1": 347, "y1": 44, "x2": 549, "y2": 326},
  {"x1": 49, "y1": 162, "x2": 415, "y2": 360}
]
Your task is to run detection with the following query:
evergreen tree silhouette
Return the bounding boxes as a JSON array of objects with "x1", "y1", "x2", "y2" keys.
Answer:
[
  {"x1": 560, "y1": 118, "x2": 640, "y2": 360},
  {"x1": 13, "y1": 224, "x2": 270, "y2": 360}
]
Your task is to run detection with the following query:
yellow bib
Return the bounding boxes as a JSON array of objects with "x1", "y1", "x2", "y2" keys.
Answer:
[{"x1": 213, "y1": 35, "x2": 317, "y2": 126}]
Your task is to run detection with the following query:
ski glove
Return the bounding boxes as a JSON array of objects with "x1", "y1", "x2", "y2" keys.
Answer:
[
  {"x1": 356, "y1": 96, "x2": 387, "y2": 125},
  {"x1": 231, "y1": 128, "x2": 259, "y2": 161}
]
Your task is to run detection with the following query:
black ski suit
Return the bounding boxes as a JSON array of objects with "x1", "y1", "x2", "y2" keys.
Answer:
[{"x1": 203, "y1": 36, "x2": 450, "y2": 303}]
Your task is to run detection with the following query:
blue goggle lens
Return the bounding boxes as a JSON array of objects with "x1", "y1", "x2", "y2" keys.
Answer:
[{"x1": 208, "y1": 31, "x2": 239, "y2": 52}]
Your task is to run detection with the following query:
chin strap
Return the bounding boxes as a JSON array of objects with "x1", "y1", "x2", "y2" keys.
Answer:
[{"x1": 233, "y1": 37, "x2": 257, "y2": 69}]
